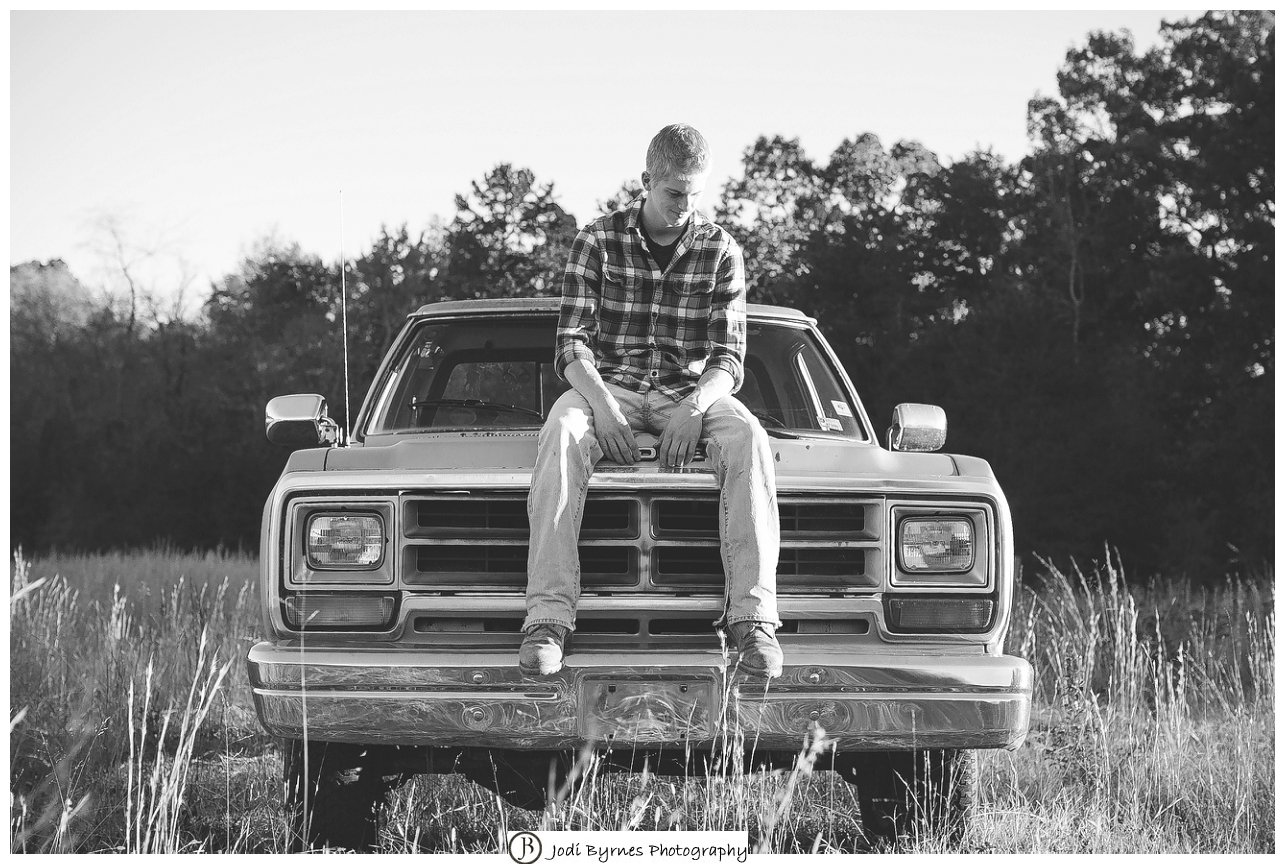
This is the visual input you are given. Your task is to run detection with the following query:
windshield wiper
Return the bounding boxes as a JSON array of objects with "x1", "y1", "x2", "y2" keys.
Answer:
[
  {"x1": 752, "y1": 412, "x2": 802, "y2": 438},
  {"x1": 410, "y1": 398, "x2": 544, "y2": 421}
]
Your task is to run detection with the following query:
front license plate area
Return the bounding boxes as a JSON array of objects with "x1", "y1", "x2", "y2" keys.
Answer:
[{"x1": 581, "y1": 677, "x2": 714, "y2": 743}]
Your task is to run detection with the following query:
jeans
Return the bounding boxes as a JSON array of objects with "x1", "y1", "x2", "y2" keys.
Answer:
[{"x1": 524, "y1": 383, "x2": 781, "y2": 633}]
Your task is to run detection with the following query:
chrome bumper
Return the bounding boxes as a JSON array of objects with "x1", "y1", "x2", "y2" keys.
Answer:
[{"x1": 247, "y1": 642, "x2": 1032, "y2": 751}]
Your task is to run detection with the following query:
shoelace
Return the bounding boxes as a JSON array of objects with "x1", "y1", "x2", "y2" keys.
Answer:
[{"x1": 734, "y1": 623, "x2": 774, "y2": 645}]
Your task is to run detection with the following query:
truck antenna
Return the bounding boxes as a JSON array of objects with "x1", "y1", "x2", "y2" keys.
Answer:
[{"x1": 339, "y1": 190, "x2": 352, "y2": 446}]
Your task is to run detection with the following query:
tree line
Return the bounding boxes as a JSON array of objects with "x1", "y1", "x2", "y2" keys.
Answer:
[{"x1": 10, "y1": 12, "x2": 1273, "y2": 578}]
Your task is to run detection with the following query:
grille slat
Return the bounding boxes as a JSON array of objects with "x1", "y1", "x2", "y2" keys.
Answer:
[
  {"x1": 417, "y1": 499, "x2": 527, "y2": 533},
  {"x1": 653, "y1": 500, "x2": 721, "y2": 534},
  {"x1": 407, "y1": 545, "x2": 635, "y2": 588},
  {"x1": 779, "y1": 549, "x2": 868, "y2": 578},
  {"x1": 780, "y1": 503, "x2": 866, "y2": 535},
  {"x1": 409, "y1": 498, "x2": 634, "y2": 538},
  {"x1": 652, "y1": 498, "x2": 872, "y2": 539},
  {"x1": 650, "y1": 546, "x2": 875, "y2": 589}
]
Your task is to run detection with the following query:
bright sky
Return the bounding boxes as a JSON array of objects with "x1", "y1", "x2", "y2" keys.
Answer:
[{"x1": 11, "y1": 10, "x2": 1199, "y2": 310}]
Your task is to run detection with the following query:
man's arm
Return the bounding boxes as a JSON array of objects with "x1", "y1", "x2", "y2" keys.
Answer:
[
  {"x1": 563, "y1": 359, "x2": 640, "y2": 465},
  {"x1": 702, "y1": 241, "x2": 748, "y2": 391},
  {"x1": 554, "y1": 227, "x2": 640, "y2": 465},
  {"x1": 554, "y1": 230, "x2": 603, "y2": 382},
  {"x1": 657, "y1": 367, "x2": 734, "y2": 468},
  {"x1": 685, "y1": 367, "x2": 737, "y2": 412}
]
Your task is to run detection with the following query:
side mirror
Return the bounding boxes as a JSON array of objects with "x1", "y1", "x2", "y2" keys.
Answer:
[
  {"x1": 887, "y1": 403, "x2": 947, "y2": 452},
  {"x1": 265, "y1": 394, "x2": 342, "y2": 447}
]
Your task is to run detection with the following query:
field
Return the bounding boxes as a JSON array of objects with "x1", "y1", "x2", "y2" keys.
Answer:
[{"x1": 8, "y1": 548, "x2": 1275, "y2": 853}]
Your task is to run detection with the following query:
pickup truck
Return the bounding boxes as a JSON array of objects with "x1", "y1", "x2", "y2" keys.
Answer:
[{"x1": 247, "y1": 297, "x2": 1032, "y2": 850}]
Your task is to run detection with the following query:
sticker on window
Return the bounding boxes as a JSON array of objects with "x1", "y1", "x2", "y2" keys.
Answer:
[
  {"x1": 821, "y1": 417, "x2": 844, "y2": 432},
  {"x1": 831, "y1": 401, "x2": 853, "y2": 417}
]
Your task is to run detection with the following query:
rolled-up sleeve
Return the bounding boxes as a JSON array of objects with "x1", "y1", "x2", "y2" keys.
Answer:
[
  {"x1": 554, "y1": 228, "x2": 602, "y2": 380},
  {"x1": 705, "y1": 239, "x2": 747, "y2": 392}
]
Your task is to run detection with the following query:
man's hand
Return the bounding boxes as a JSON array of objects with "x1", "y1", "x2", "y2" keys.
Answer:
[
  {"x1": 593, "y1": 394, "x2": 640, "y2": 465},
  {"x1": 564, "y1": 359, "x2": 639, "y2": 465},
  {"x1": 659, "y1": 399, "x2": 704, "y2": 468}
]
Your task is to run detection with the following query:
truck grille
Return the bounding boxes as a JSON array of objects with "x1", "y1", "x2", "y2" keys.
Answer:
[{"x1": 401, "y1": 493, "x2": 882, "y2": 593}]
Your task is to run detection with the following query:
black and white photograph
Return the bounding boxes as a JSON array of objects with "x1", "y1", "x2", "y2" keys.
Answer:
[{"x1": 9, "y1": 8, "x2": 1274, "y2": 854}]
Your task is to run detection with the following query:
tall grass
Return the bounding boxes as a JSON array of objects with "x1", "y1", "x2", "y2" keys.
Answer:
[
  {"x1": 8, "y1": 549, "x2": 1275, "y2": 852},
  {"x1": 122, "y1": 631, "x2": 231, "y2": 853},
  {"x1": 9, "y1": 548, "x2": 257, "y2": 852},
  {"x1": 983, "y1": 553, "x2": 1275, "y2": 852}
]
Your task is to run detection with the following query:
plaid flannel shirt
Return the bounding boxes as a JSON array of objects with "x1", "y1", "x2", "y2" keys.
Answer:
[{"x1": 555, "y1": 195, "x2": 746, "y2": 401}]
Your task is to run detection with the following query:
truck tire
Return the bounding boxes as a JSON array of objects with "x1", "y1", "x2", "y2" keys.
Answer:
[
  {"x1": 284, "y1": 740, "x2": 391, "y2": 851},
  {"x1": 838, "y1": 749, "x2": 977, "y2": 845},
  {"x1": 458, "y1": 749, "x2": 579, "y2": 810}
]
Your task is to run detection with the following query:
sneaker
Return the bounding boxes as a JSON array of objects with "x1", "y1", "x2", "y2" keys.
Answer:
[
  {"x1": 519, "y1": 623, "x2": 570, "y2": 675},
  {"x1": 728, "y1": 622, "x2": 783, "y2": 678}
]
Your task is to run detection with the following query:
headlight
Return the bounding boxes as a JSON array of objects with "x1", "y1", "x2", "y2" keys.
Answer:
[
  {"x1": 899, "y1": 518, "x2": 973, "y2": 572},
  {"x1": 307, "y1": 513, "x2": 384, "y2": 568}
]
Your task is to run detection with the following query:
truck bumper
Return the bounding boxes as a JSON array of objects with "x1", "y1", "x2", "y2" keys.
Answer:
[{"x1": 247, "y1": 642, "x2": 1032, "y2": 751}]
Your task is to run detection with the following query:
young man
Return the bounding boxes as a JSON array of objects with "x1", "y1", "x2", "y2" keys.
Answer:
[{"x1": 521, "y1": 124, "x2": 782, "y2": 678}]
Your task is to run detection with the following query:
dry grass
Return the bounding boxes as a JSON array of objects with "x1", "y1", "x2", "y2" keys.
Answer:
[
  {"x1": 8, "y1": 548, "x2": 1275, "y2": 852},
  {"x1": 9, "y1": 548, "x2": 259, "y2": 852},
  {"x1": 971, "y1": 554, "x2": 1274, "y2": 853}
]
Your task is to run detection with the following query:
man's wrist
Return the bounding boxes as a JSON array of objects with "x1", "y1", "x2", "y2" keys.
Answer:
[{"x1": 681, "y1": 393, "x2": 705, "y2": 414}]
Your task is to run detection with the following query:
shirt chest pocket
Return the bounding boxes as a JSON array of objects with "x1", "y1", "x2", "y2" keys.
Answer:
[
  {"x1": 599, "y1": 264, "x2": 635, "y2": 313},
  {"x1": 671, "y1": 273, "x2": 717, "y2": 323}
]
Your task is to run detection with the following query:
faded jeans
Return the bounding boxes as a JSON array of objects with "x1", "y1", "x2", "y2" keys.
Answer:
[{"x1": 524, "y1": 383, "x2": 780, "y2": 634}]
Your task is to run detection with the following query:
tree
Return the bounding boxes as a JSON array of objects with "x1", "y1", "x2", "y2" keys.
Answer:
[
  {"x1": 716, "y1": 136, "x2": 827, "y2": 303},
  {"x1": 346, "y1": 223, "x2": 446, "y2": 387},
  {"x1": 441, "y1": 164, "x2": 578, "y2": 299},
  {"x1": 717, "y1": 134, "x2": 941, "y2": 305},
  {"x1": 1023, "y1": 12, "x2": 1272, "y2": 379},
  {"x1": 596, "y1": 179, "x2": 644, "y2": 217},
  {"x1": 11, "y1": 261, "x2": 93, "y2": 548},
  {"x1": 1014, "y1": 11, "x2": 1274, "y2": 572}
]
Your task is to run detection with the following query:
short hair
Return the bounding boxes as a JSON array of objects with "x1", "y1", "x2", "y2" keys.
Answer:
[{"x1": 646, "y1": 124, "x2": 710, "y2": 181}]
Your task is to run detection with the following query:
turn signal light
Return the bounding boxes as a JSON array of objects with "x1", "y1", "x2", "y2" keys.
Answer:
[
  {"x1": 284, "y1": 594, "x2": 395, "y2": 629},
  {"x1": 887, "y1": 597, "x2": 994, "y2": 633}
]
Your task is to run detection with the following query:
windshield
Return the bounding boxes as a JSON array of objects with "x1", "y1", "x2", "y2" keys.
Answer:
[{"x1": 363, "y1": 315, "x2": 868, "y2": 441}]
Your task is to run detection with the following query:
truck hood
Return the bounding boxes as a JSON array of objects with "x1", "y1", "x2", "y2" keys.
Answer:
[{"x1": 316, "y1": 432, "x2": 984, "y2": 480}]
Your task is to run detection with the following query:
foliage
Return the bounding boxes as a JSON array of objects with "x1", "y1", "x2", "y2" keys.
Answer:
[
  {"x1": 441, "y1": 163, "x2": 579, "y2": 299},
  {"x1": 597, "y1": 178, "x2": 645, "y2": 217}
]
